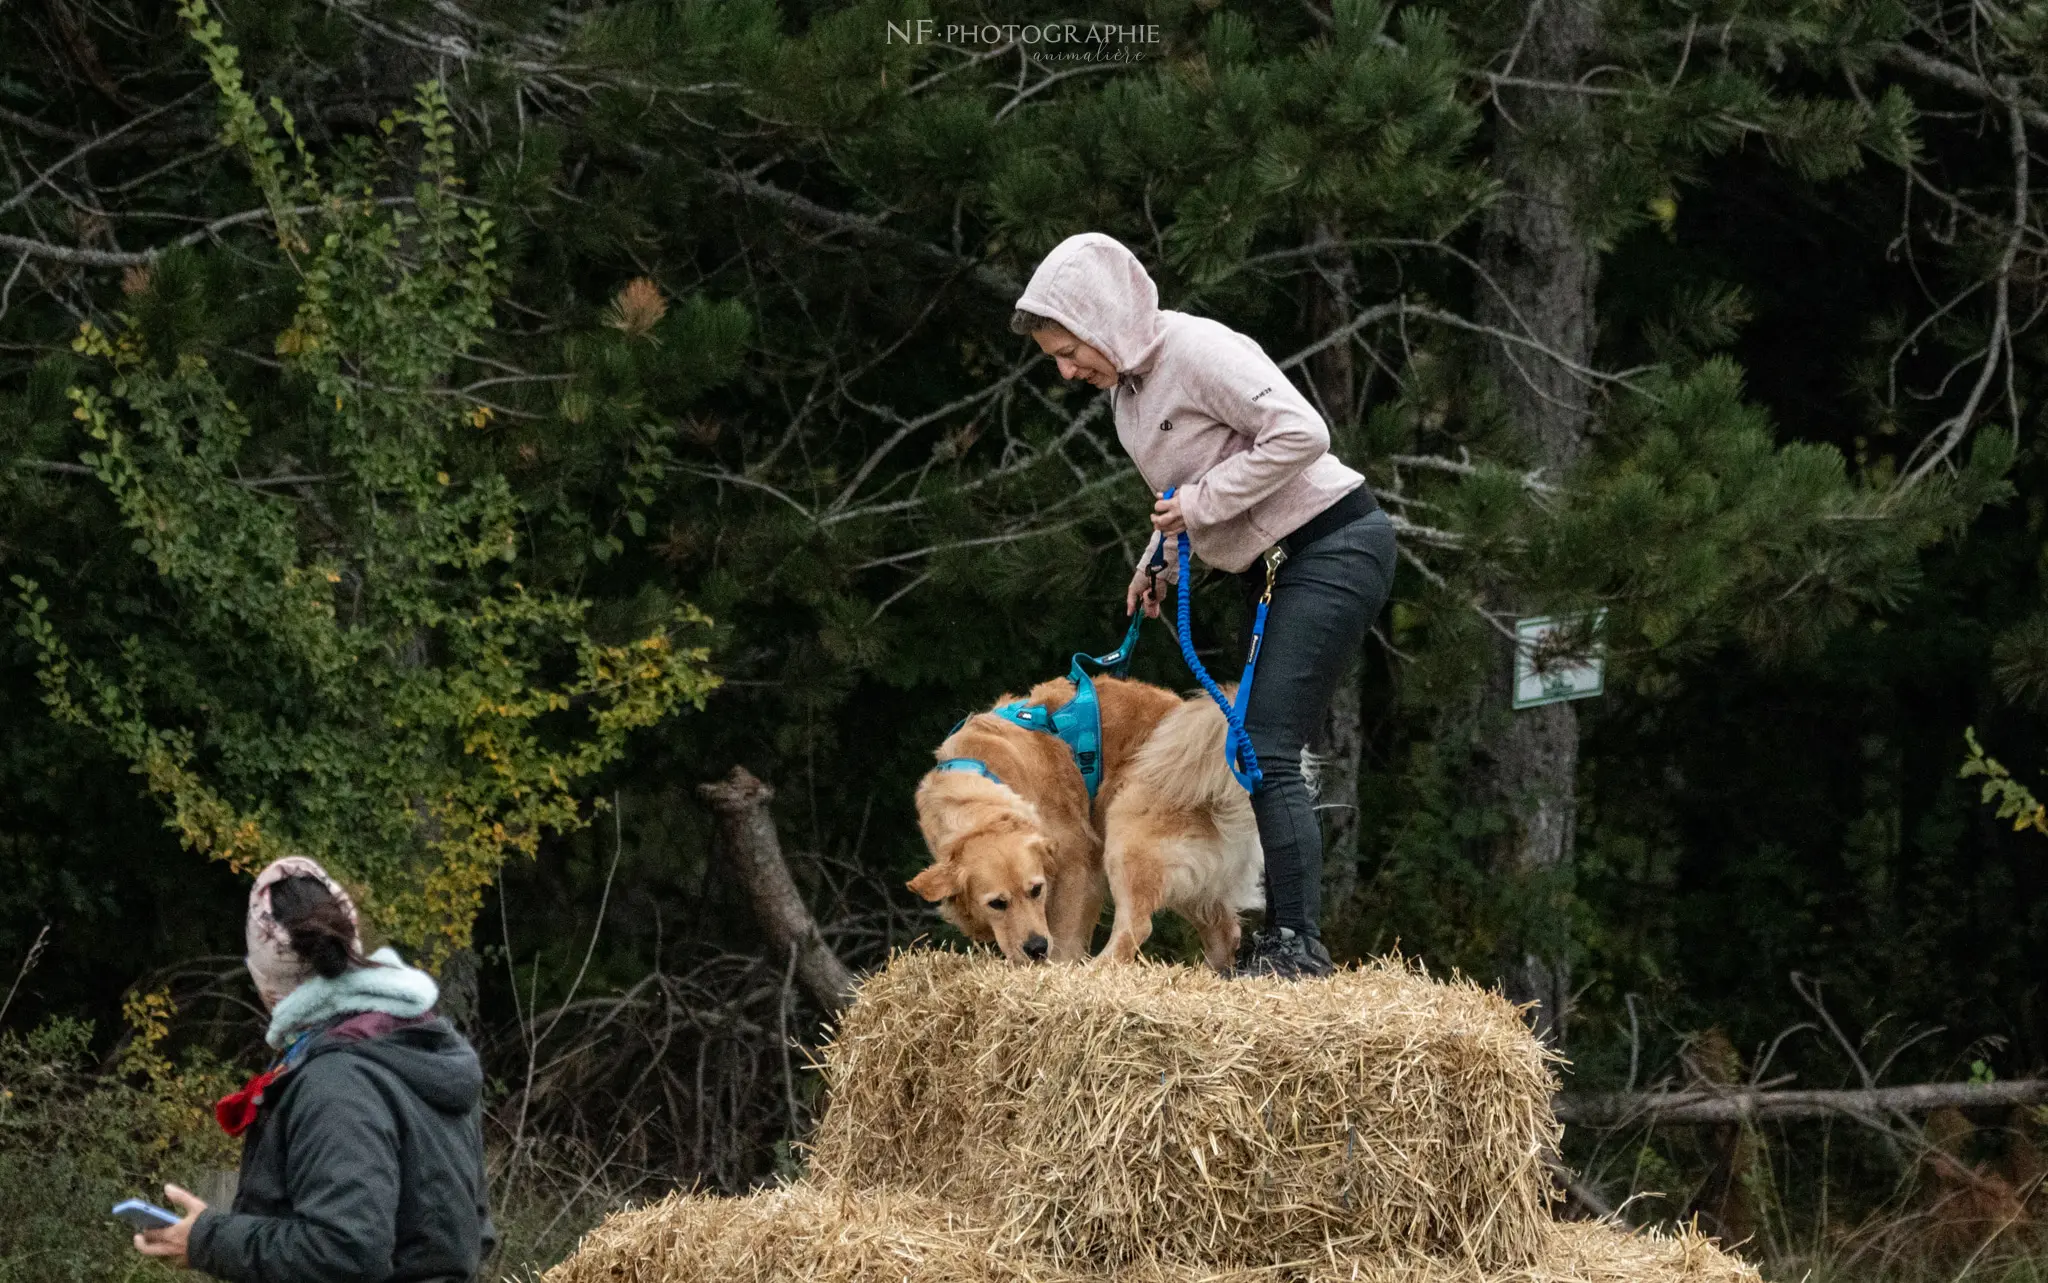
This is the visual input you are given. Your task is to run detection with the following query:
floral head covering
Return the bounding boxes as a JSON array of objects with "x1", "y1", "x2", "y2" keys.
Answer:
[{"x1": 245, "y1": 855, "x2": 361, "y2": 1008}]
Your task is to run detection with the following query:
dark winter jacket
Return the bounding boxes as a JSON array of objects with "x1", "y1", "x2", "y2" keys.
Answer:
[{"x1": 188, "y1": 1007, "x2": 497, "y2": 1283}]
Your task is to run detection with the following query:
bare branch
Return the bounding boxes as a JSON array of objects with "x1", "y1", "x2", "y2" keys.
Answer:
[
  {"x1": 1883, "y1": 43, "x2": 2048, "y2": 134},
  {"x1": 1557, "y1": 1078, "x2": 2048, "y2": 1127},
  {"x1": 10, "y1": 459, "x2": 96, "y2": 477},
  {"x1": 0, "y1": 88, "x2": 206, "y2": 220},
  {"x1": 1477, "y1": 71, "x2": 1627, "y2": 98},
  {"x1": 1280, "y1": 300, "x2": 1646, "y2": 403},
  {"x1": 12, "y1": 458, "x2": 344, "y2": 491},
  {"x1": 1389, "y1": 451, "x2": 1562, "y2": 496},
  {"x1": 705, "y1": 168, "x2": 1022, "y2": 301},
  {"x1": 851, "y1": 517, "x2": 1092, "y2": 571},
  {"x1": 697, "y1": 767, "x2": 857, "y2": 1017},
  {"x1": 0, "y1": 198, "x2": 413, "y2": 267},
  {"x1": 1896, "y1": 95, "x2": 2028, "y2": 492}
]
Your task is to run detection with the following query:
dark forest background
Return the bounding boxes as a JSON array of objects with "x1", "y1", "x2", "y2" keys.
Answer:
[{"x1": 4, "y1": 0, "x2": 2048, "y2": 1278}]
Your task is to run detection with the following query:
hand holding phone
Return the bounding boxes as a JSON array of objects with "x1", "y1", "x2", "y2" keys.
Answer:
[
  {"x1": 112, "y1": 1199, "x2": 180, "y2": 1233},
  {"x1": 123, "y1": 1183, "x2": 206, "y2": 1268}
]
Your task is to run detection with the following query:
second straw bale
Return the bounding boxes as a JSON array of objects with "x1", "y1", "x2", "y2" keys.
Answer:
[{"x1": 808, "y1": 951, "x2": 1563, "y2": 1271}]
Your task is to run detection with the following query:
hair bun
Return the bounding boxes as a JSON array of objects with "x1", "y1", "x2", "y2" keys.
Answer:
[
  {"x1": 288, "y1": 923, "x2": 353, "y2": 979},
  {"x1": 268, "y1": 875, "x2": 367, "y2": 978}
]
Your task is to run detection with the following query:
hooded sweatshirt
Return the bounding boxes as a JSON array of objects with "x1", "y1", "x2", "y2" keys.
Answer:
[
  {"x1": 1015, "y1": 233, "x2": 1370, "y2": 576},
  {"x1": 188, "y1": 962, "x2": 495, "y2": 1283}
]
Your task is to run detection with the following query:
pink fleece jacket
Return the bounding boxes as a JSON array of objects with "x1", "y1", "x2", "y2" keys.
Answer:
[{"x1": 1016, "y1": 233, "x2": 1367, "y2": 577}]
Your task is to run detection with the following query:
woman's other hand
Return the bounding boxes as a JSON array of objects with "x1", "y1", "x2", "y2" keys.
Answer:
[
  {"x1": 1125, "y1": 564, "x2": 1162, "y2": 619},
  {"x1": 1150, "y1": 493, "x2": 1187, "y2": 536},
  {"x1": 134, "y1": 1183, "x2": 205, "y2": 1269}
]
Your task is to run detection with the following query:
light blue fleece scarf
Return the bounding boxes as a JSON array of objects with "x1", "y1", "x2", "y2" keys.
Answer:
[{"x1": 265, "y1": 947, "x2": 439, "y2": 1049}]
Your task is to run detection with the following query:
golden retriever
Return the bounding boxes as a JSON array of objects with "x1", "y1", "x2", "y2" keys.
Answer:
[{"x1": 909, "y1": 674, "x2": 1262, "y2": 971}]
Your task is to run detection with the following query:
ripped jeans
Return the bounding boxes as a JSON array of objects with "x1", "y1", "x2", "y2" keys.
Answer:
[{"x1": 1235, "y1": 508, "x2": 1396, "y2": 938}]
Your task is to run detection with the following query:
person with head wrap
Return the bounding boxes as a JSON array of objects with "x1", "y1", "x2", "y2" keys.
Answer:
[{"x1": 132, "y1": 856, "x2": 497, "y2": 1282}]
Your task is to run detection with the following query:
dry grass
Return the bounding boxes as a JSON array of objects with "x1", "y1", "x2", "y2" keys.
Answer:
[
  {"x1": 539, "y1": 1185, "x2": 1758, "y2": 1283},
  {"x1": 806, "y1": 951, "x2": 1564, "y2": 1270},
  {"x1": 537, "y1": 1185, "x2": 1090, "y2": 1283}
]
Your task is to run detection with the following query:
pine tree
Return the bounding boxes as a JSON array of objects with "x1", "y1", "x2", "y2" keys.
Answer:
[{"x1": 0, "y1": 0, "x2": 2028, "y2": 1033}]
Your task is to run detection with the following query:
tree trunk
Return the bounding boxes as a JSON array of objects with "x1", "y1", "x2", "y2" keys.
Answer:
[
  {"x1": 698, "y1": 766, "x2": 857, "y2": 1015},
  {"x1": 1471, "y1": 0, "x2": 1602, "y2": 1047},
  {"x1": 1302, "y1": 221, "x2": 1368, "y2": 927}
]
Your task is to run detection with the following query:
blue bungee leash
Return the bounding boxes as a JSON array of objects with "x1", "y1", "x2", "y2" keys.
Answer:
[{"x1": 1157, "y1": 485, "x2": 1272, "y2": 793}]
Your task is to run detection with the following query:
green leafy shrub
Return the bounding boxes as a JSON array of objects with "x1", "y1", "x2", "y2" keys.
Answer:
[
  {"x1": 0, "y1": 1012, "x2": 237, "y2": 1283},
  {"x1": 11, "y1": 0, "x2": 722, "y2": 964}
]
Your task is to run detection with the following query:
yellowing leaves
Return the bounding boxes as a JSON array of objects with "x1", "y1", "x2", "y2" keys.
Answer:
[
  {"x1": 1961, "y1": 727, "x2": 2048, "y2": 837},
  {"x1": 275, "y1": 327, "x2": 319, "y2": 355},
  {"x1": 21, "y1": 22, "x2": 722, "y2": 969}
]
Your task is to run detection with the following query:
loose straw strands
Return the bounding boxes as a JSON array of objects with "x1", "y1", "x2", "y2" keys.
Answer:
[
  {"x1": 807, "y1": 951, "x2": 1564, "y2": 1270},
  {"x1": 541, "y1": 1186, "x2": 1086, "y2": 1283},
  {"x1": 542, "y1": 1187, "x2": 1761, "y2": 1283}
]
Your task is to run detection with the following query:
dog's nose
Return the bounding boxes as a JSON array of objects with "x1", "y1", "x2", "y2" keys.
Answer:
[{"x1": 1022, "y1": 934, "x2": 1049, "y2": 962}]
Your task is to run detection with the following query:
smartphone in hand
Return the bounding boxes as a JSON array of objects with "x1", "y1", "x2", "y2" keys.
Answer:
[{"x1": 112, "y1": 1199, "x2": 180, "y2": 1233}]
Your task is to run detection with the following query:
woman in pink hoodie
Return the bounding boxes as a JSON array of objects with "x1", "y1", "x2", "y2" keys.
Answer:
[{"x1": 1011, "y1": 232, "x2": 1396, "y2": 978}]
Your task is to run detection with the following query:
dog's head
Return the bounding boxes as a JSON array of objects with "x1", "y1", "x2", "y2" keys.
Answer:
[{"x1": 910, "y1": 771, "x2": 1054, "y2": 964}]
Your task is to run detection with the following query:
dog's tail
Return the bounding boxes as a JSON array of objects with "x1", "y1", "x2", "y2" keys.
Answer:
[{"x1": 1131, "y1": 685, "x2": 1254, "y2": 815}]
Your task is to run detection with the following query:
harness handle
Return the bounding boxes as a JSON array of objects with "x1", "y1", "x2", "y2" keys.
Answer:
[
  {"x1": 1074, "y1": 608, "x2": 1144, "y2": 681},
  {"x1": 1160, "y1": 486, "x2": 1265, "y2": 792}
]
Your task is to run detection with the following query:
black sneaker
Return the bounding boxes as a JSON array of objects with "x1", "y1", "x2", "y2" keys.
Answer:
[{"x1": 1236, "y1": 927, "x2": 1334, "y2": 980}]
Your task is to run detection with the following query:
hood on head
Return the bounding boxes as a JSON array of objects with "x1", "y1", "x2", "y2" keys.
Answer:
[
  {"x1": 1015, "y1": 233, "x2": 1165, "y2": 376},
  {"x1": 245, "y1": 855, "x2": 361, "y2": 1010}
]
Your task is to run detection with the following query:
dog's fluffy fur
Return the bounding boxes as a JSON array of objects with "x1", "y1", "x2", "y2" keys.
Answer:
[
  {"x1": 1096, "y1": 689, "x2": 1264, "y2": 970},
  {"x1": 910, "y1": 674, "x2": 1262, "y2": 970}
]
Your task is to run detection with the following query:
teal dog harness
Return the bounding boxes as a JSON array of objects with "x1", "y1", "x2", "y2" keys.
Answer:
[
  {"x1": 938, "y1": 611, "x2": 1144, "y2": 801},
  {"x1": 933, "y1": 757, "x2": 1005, "y2": 786}
]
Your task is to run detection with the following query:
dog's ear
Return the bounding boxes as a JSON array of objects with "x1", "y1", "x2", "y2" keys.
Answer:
[{"x1": 907, "y1": 861, "x2": 960, "y2": 902}]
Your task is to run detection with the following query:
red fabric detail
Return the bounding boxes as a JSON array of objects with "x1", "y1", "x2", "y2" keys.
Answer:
[
  {"x1": 211, "y1": 1010, "x2": 436, "y2": 1136},
  {"x1": 325, "y1": 1009, "x2": 433, "y2": 1044},
  {"x1": 215, "y1": 1067, "x2": 282, "y2": 1137}
]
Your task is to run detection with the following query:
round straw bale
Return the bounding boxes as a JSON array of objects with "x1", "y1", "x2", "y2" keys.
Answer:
[
  {"x1": 539, "y1": 1184, "x2": 1090, "y2": 1283},
  {"x1": 808, "y1": 950, "x2": 1563, "y2": 1271}
]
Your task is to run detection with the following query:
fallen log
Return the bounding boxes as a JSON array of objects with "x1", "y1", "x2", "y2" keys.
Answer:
[
  {"x1": 1557, "y1": 1079, "x2": 2048, "y2": 1127},
  {"x1": 699, "y1": 766, "x2": 857, "y2": 1017}
]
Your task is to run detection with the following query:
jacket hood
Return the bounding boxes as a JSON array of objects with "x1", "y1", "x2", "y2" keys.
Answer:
[
  {"x1": 267, "y1": 946, "x2": 439, "y2": 1048},
  {"x1": 320, "y1": 1016, "x2": 484, "y2": 1115},
  {"x1": 1015, "y1": 233, "x2": 1166, "y2": 376}
]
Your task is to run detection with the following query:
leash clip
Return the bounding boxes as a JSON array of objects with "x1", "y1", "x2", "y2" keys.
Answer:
[{"x1": 1260, "y1": 546, "x2": 1285, "y2": 606}]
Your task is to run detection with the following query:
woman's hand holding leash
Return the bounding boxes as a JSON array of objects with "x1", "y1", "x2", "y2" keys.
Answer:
[
  {"x1": 1125, "y1": 492, "x2": 1186, "y2": 618},
  {"x1": 1126, "y1": 564, "x2": 1162, "y2": 619}
]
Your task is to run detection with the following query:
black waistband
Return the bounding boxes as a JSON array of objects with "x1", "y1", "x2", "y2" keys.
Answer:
[{"x1": 1278, "y1": 486, "x2": 1379, "y2": 558}]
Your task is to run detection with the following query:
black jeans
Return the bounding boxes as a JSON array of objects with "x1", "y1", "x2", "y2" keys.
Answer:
[{"x1": 1235, "y1": 509, "x2": 1396, "y2": 937}]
